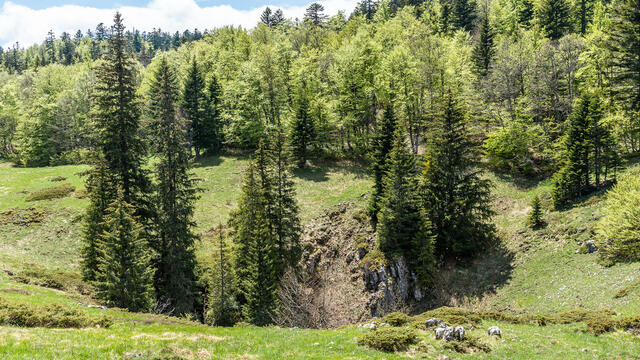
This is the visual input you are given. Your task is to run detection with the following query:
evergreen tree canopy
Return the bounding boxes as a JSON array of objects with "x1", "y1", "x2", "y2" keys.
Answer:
[
  {"x1": 182, "y1": 57, "x2": 208, "y2": 157},
  {"x1": 536, "y1": 0, "x2": 571, "y2": 40},
  {"x1": 94, "y1": 189, "x2": 155, "y2": 312},
  {"x1": 421, "y1": 91, "x2": 495, "y2": 257},
  {"x1": 368, "y1": 104, "x2": 397, "y2": 226},
  {"x1": 91, "y1": 12, "x2": 151, "y2": 217},
  {"x1": 377, "y1": 126, "x2": 435, "y2": 284},
  {"x1": 148, "y1": 56, "x2": 199, "y2": 316}
]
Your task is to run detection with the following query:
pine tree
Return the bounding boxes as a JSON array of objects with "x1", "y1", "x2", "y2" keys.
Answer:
[
  {"x1": 377, "y1": 126, "x2": 435, "y2": 284},
  {"x1": 552, "y1": 93, "x2": 618, "y2": 208},
  {"x1": 92, "y1": 12, "x2": 151, "y2": 218},
  {"x1": 527, "y1": 195, "x2": 544, "y2": 229},
  {"x1": 518, "y1": 0, "x2": 535, "y2": 26},
  {"x1": 261, "y1": 7, "x2": 274, "y2": 26},
  {"x1": 206, "y1": 76, "x2": 224, "y2": 154},
  {"x1": 207, "y1": 225, "x2": 237, "y2": 326},
  {"x1": 368, "y1": 104, "x2": 397, "y2": 226},
  {"x1": 271, "y1": 131, "x2": 302, "y2": 272},
  {"x1": 305, "y1": 3, "x2": 328, "y2": 25},
  {"x1": 81, "y1": 155, "x2": 114, "y2": 282},
  {"x1": 472, "y1": 9, "x2": 495, "y2": 77},
  {"x1": 229, "y1": 162, "x2": 278, "y2": 325},
  {"x1": 421, "y1": 91, "x2": 495, "y2": 257},
  {"x1": 353, "y1": 0, "x2": 378, "y2": 21},
  {"x1": 94, "y1": 189, "x2": 155, "y2": 312},
  {"x1": 536, "y1": 0, "x2": 571, "y2": 40},
  {"x1": 452, "y1": 0, "x2": 477, "y2": 32},
  {"x1": 606, "y1": 0, "x2": 640, "y2": 112},
  {"x1": 290, "y1": 90, "x2": 315, "y2": 168},
  {"x1": 148, "y1": 56, "x2": 199, "y2": 316},
  {"x1": 183, "y1": 57, "x2": 207, "y2": 157},
  {"x1": 45, "y1": 30, "x2": 56, "y2": 64}
]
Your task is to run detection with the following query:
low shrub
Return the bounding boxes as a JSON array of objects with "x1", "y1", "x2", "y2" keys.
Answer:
[
  {"x1": 11, "y1": 265, "x2": 90, "y2": 294},
  {"x1": 0, "y1": 299, "x2": 111, "y2": 328},
  {"x1": 357, "y1": 327, "x2": 418, "y2": 352},
  {"x1": 618, "y1": 316, "x2": 640, "y2": 331},
  {"x1": 549, "y1": 308, "x2": 616, "y2": 324},
  {"x1": 360, "y1": 249, "x2": 387, "y2": 269},
  {"x1": 0, "y1": 207, "x2": 49, "y2": 226},
  {"x1": 25, "y1": 184, "x2": 75, "y2": 201},
  {"x1": 443, "y1": 336, "x2": 491, "y2": 353},
  {"x1": 49, "y1": 176, "x2": 67, "y2": 182},
  {"x1": 585, "y1": 316, "x2": 615, "y2": 335},
  {"x1": 382, "y1": 312, "x2": 411, "y2": 326}
]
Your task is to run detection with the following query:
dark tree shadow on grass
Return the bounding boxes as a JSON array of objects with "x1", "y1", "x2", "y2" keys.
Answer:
[
  {"x1": 292, "y1": 159, "x2": 369, "y2": 183},
  {"x1": 414, "y1": 242, "x2": 515, "y2": 313}
]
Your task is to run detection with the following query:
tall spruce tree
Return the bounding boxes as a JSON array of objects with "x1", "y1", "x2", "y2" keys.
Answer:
[
  {"x1": 148, "y1": 56, "x2": 199, "y2": 316},
  {"x1": 271, "y1": 131, "x2": 302, "y2": 271},
  {"x1": 452, "y1": 0, "x2": 477, "y2": 32},
  {"x1": 290, "y1": 90, "x2": 315, "y2": 168},
  {"x1": 536, "y1": 0, "x2": 571, "y2": 40},
  {"x1": 606, "y1": 0, "x2": 640, "y2": 113},
  {"x1": 368, "y1": 104, "x2": 397, "y2": 226},
  {"x1": 421, "y1": 91, "x2": 495, "y2": 257},
  {"x1": 207, "y1": 225, "x2": 237, "y2": 326},
  {"x1": 552, "y1": 93, "x2": 618, "y2": 208},
  {"x1": 91, "y1": 12, "x2": 151, "y2": 218},
  {"x1": 472, "y1": 9, "x2": 495, "y2": 77},
  {"x1": 81, "y1": 155, "x2": 114, "y2": 282},
  {"x1": 84, "y1": 12, "x2": 153, "y2": 301},
  {"x1": 183, "y1": 58, "x2": 207, "y2": 157},
  {"x1": 377, "y1": 126, "x2": 435, "y2": 284},
  {"x1": 206, "y1": 76, "x2": 224, "y2": 154},
  {"x1": 229, "y1": 161, "x2": 279, "y2": 325},
  {"x1": 94, "y1": 189, "x2": 155, "y2": 312}
]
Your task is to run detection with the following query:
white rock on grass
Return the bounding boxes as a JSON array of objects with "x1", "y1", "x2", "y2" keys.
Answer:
[{"x1": 488, "y1": 326, "x2": 502, "y2": 337}]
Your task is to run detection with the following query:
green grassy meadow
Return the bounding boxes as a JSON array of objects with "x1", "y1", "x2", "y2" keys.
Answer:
[{"x1": 2, "y1": 155, "x2": 640, "y2": 359}]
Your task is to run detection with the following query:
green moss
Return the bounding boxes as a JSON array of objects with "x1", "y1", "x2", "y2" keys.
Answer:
[{"x1": 25, "y1": 183, "x2": 75, "y2": 201}]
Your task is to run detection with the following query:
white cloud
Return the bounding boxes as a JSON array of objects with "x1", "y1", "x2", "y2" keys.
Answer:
[{"x1": 0, "y1": 0, "x2": 358, "y2": 48}]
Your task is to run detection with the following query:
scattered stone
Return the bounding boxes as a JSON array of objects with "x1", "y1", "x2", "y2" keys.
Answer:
[
  {"x1": 585, "y1": 240, "x2": 598, "y2": 253},
  {"x1": 488, "y1": 326, "x2": 502, "y2": 337},
  {"x1": 425, "y1": 318, "x2": 444, "y2": 328},
  {"x1": 2, "y1": 269, "x2": 15, "y2": 276},
  {"x1": 436, "y1": 325, "x2": 465, "y2": 341}
]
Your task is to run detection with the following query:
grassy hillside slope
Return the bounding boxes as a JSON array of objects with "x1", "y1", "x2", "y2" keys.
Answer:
[{"x1": 2, "y1": 155, "x2": 640, "y2": 359}]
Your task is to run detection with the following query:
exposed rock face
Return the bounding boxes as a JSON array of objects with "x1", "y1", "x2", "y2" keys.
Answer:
[
  {"x1": 280, "y1": 202, "x2": 425, "y2": 328},
  {"x1": 585, "y1": 240, "x2": 598, "y2": 253},
  {"x1": 361, "y1": 256, "x2": 423, "y2": 318}
]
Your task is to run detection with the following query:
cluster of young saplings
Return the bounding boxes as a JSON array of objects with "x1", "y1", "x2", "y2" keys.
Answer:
[
  {"x1": 0, "y1": 298, "x2": 111, "y2": 329},
  {"x1": 357, "y1": 307, "x2": 640, "y2": 353}
]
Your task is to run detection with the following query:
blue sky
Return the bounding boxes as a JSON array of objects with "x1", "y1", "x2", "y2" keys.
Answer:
[
  {"x1": 4, "y1": 1, "x2": 315, "y2": 11},
  {"x1": 0, "y1": 0, "x2": 357, "y2": 47}
]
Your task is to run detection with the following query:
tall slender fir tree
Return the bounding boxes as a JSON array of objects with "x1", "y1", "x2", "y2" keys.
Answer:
[
  {"x1": 148, "y1": 56, "x2": 199, "y2": 316},
  {"x1": 183, "y1": 58, "x2": 207, "y2": 157},
  {"x1": 368, "y1": 104, "x2": 397, "y2": 226}
]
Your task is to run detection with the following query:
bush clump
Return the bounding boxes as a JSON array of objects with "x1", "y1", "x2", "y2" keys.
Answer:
[
  {"x1": 357, "y1": 327, "x2": 418, "y2": 352},
  {"x1": 595, "y1": 169, "x2": 640, "y2": 264},
  {"x1": 25, "y1": 183, "x2": 75, "y2": 201},
  {"x1": 585, "y1": 316, "x2": 616, "y2": 335},
  {"x1": 382, "y1": 312, "x2": 411, "y2": 326},
  {"x1": 0, "y1": 299, "x2": 111, "y2": 328},
  {"x1": 360, "y1": 249, "x2": 387, "y2": 269},
  {"x1": 443, "y1": 336, "x2": 492, "y2": 353}
]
